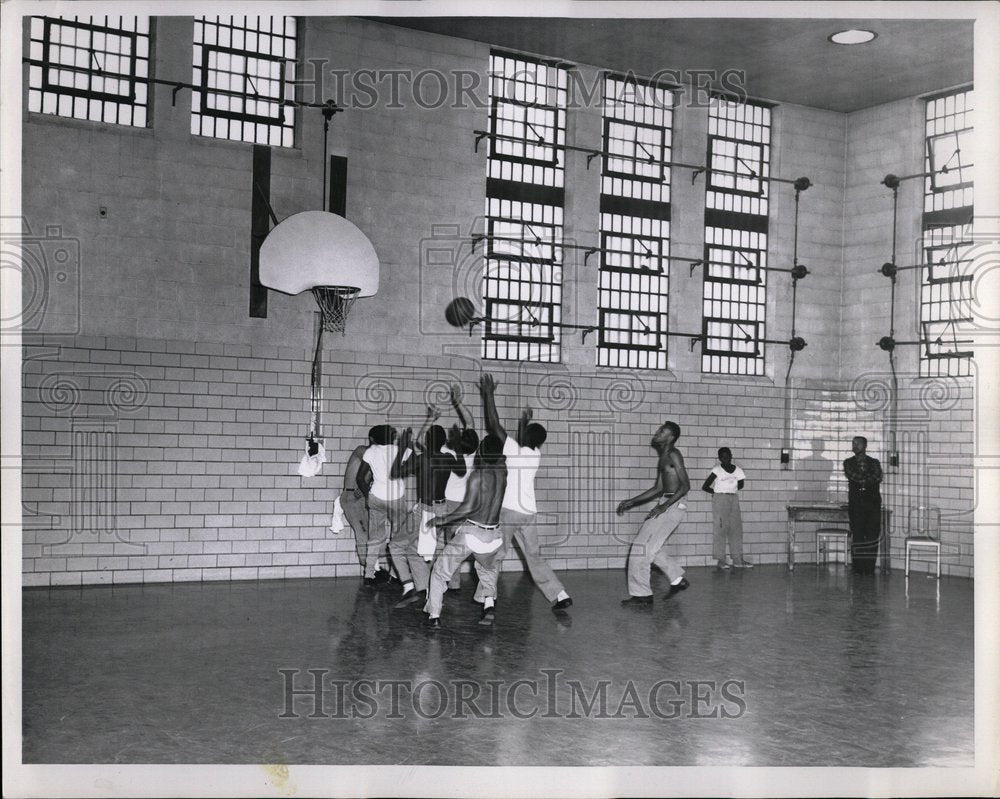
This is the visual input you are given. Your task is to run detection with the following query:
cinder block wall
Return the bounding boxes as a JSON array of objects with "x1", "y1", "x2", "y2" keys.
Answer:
[{"x1": 20, "y1": 17, "x2": 974, "y2": 585}]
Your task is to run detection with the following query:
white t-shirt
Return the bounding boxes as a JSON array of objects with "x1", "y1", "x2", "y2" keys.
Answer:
[
  {"x1": 442, "y1": 447, "x2": 475, "y2": 504},
  {"x1": 711, "y1": 465, "x2": 746, "y2": 494},
  {"x1": 502, "y1": 436, "x2": 540, "y2": 515},
  {"x1": 363, "y1": 444, "x2": 406, "y2": 502}
]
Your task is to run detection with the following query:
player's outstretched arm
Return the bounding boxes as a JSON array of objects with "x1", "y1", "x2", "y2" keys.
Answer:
[
  {"x1": 616, "y1": 471, "x2": 663, "y2": 516},
  {"x1": 451, "y1": 383, "x2": 475, "y2": 431},
  {"x1": 479, "y1": 373, "x2": 507, "y2": 440}
]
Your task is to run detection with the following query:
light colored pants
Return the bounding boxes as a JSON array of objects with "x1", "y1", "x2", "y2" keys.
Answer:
[
  {"x1": 711, "y1": 494, "x2": 743, "y2": 561},
  {"x1": 425, "y1": 525, "x2": 506, "y2": 618},
  {"x1": 627, "y1": 502, "x2": 686, "y2": 597},
  {"x1": 391, "y1": 500, "x2": 436, "y2": 592},
  {"x1": 501, "y1": 507, "x2": 566, "y2": 603},
  {"x1": 340, "y1": 490, "x2": 372, "y2": 573},
  {"x1": 442, "y1": 499, "x2": 464, "y2": 590},
  {"x1": 367, "y1": 494, "x2": 407, "y2": 582}
]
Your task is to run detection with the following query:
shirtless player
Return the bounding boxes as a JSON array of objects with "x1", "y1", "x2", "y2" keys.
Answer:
[
  {"x1": 423, "y1": 434, "x2": 508, "y2": 629},
  {"x1": 617, "y1": 421, "x2": 691, "y2": 605}
]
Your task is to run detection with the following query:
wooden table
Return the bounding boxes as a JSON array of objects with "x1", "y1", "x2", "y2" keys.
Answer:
[{"x1": 786, "y1": 502, "x2": 892, "y2": 572}]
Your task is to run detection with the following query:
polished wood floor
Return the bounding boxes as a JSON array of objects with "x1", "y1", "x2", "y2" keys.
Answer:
[{"x1": 22, "y1": 565, "x2": 972, "y2": 766}]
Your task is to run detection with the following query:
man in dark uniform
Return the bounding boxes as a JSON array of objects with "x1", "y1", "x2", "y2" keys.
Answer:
[{"x1": 843, "y1": 436, "x2": 883, "y2": 575}]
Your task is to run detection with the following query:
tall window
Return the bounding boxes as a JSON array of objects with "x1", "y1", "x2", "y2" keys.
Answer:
[
  {"x1": 483, "y1": 51, "x2": 567, "y2": 362},
  {"x1": 191, "y1": 16, "x2": 297, "y2": 147},
  {"x1": 921, "y1": 88, "x2": 973, "y2": 377},
  {"x1": 597, "y1": 74, "x2": 674, "y2": 369},
  {"x1": 702, "y1": 97, "x2": 771, "y2": 375},
  {"x1": 27, "y1": 16, "x2": 151, "y2": 126}
]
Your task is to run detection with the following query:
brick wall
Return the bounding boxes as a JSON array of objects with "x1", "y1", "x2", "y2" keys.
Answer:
[
  {"x1": 18, "y1": 17, "x2": 975, "y2": 584},
  {"x1": 25, "y1": 335, "x2": 880, "y2": 586}
]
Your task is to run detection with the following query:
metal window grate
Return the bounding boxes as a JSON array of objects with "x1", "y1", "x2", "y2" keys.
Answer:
[
  {"x1": 707, "y1": 98, "x2": 770, "y2": 217},
  {"x1": 921, "y1": 89, "x2": 973, "y2": 377},
  {"x1": 924, "y1": 90, "x2": 974, "y2": 213},
  {"x1": 192, "y1": 16, "x2": 297, "y2": 147},
  {"x1": 597, "y1": 212, "x2": 670, "y2": 369},
  {"x1": 482, "y1": 195, "x2": 563, "y2": 362},
  {"x1": 483, "y1": 52, "x2": 567, "y2": 362},
  {"x1": 487, "y1": 52, "x2": 567, "y2": 188},
  {"x1": 920, "y1": 223, "x2": 973, "y2": 377},
  {"x1": 702, "y1": 97, "x2": 771, "y2": 375},
  {"x1": 27, "y1": 16, "x2": 151, "y2": 126},
  {"x1": 598, "y1": 74, "x2": 674, "y2": 369}
]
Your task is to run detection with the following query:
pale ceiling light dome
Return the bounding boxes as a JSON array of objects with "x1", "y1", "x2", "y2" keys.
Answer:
[{"x1": 829, "y1": 29, "x2": 878, "y2": 45}]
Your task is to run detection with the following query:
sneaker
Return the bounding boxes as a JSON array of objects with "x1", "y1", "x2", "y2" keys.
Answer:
[
  {"x1": 374, "y1": 569, "x2": 392, "y2": 584},
  {"x1": 621, "y1": 595, "x2": 654, "y2": 607},
  {"x1": 394, "y1": 588, "x2": 426, "y2": 609},
  {"x1": 479, "y1": 606, "x2": 496, "y2": 626},
  {"x1": 716, "y1": 559, "x2": 731, "y2": 571},
  {"x1": 362, "y1": 577, "x2": 377, "y2": 590},
  {"x1": 664, "y1": 577, "x2": 690, "y2": 599},
  {"x1": 426, "y1": 617, "x2": 441, "y2": 630},
  {"x1": 734, "y1": 559, "x2": 754, "y2": 569}
]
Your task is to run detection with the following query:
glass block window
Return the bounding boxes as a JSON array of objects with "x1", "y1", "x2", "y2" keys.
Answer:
[
  {"x1": 192, "y1": 16, "x2": 297, "y2": 147},
  {"x1": 920, "y1": 223, "x2": 973, "y2": 377},
  {"x1": 924, "y1": 90, "x2": 974, "y2": 214},
  {"x1": 702, "y1": 226, "x2": 767, "y2": 374},
  {"x1": 702, "y1": 97, "x2": 772, "y2": 375},
  {"x1": 27, "y1": 16, "x2": 151, "y2": 126},
  {"x1": 602, "y1": 75, "x2": 674, "y2": 203},
  {"x1": 483, "y1": 51, "x2": 567, "y2": 362},
  {"x1": 487, "y1": 52, "x2": 567, "y2": 187},
  {"x1": 921, "y1": 88, "x2": 973, "y2": 377},
  {"x1": 598, "y1": 74, "x2": 675, "y2": 369},
  {"x1": 706, "y1": 98, "x2": 770, "y2": 216},
  {"x1": 482, "y1": 196, "x2": 563, "y2": 362}
]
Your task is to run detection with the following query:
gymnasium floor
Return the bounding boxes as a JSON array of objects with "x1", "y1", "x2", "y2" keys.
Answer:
[{"x1": 22, "y1": 565, "x2": 973, "y2": 767}]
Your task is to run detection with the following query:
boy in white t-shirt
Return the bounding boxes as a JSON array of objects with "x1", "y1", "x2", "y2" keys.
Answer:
[
  {"x1": 702, "y1": 447, "x2": 752, "y2": 570},
  {"x1": 356, "y1": 425, "x2": 411, "y2": 588},
  {"x1": 439, "y1": 384, "x2": 479, "y2": 592},
  {"x1": 479, "y1": 373, "x2": 572, "y2": 614}
]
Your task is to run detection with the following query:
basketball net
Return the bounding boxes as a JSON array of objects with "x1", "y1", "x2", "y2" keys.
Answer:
[{"x1": 311, "y1": 285, "x2": 360, "y2": 333}]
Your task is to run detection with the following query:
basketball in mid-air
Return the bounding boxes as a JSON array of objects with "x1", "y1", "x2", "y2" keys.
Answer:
[{"x1": 445, "y1": 296, "x2": 477, "y2": 327}]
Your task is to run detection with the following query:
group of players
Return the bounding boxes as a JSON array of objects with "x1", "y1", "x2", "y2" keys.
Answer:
[
  {"x1": 339, "y1": 374, "x2": 572, "y2": 628},
  {"x1": 338, "y1": 373, "x2": 708, "y2": 629}
]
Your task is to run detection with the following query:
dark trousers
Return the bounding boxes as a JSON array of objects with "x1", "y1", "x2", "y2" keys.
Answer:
[{"x1": 848, "y1": 496, "x2": 881, "y2": 574}]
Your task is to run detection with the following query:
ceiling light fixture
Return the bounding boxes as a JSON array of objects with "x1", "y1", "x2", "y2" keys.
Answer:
[{"x1": 828, "y1": 29, "x2": 878, "y2": 45}]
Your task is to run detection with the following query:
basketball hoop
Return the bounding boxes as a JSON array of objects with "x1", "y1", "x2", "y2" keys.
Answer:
[{"x1": 312, "y1": 286, "x2": 360, "y2": 333}]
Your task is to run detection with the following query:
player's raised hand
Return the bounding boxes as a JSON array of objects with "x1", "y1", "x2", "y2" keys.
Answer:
[
  {"x1": 479, "y1": 373, "x2": 496, "y2": 395},
  {"x1": 398, "y1": 427, "x2": 413, "y2": 449}
]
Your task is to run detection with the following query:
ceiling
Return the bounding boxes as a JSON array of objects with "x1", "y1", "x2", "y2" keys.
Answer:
[{"x1": 373, "y1": 17, "x2": 973, "y2": 112}]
